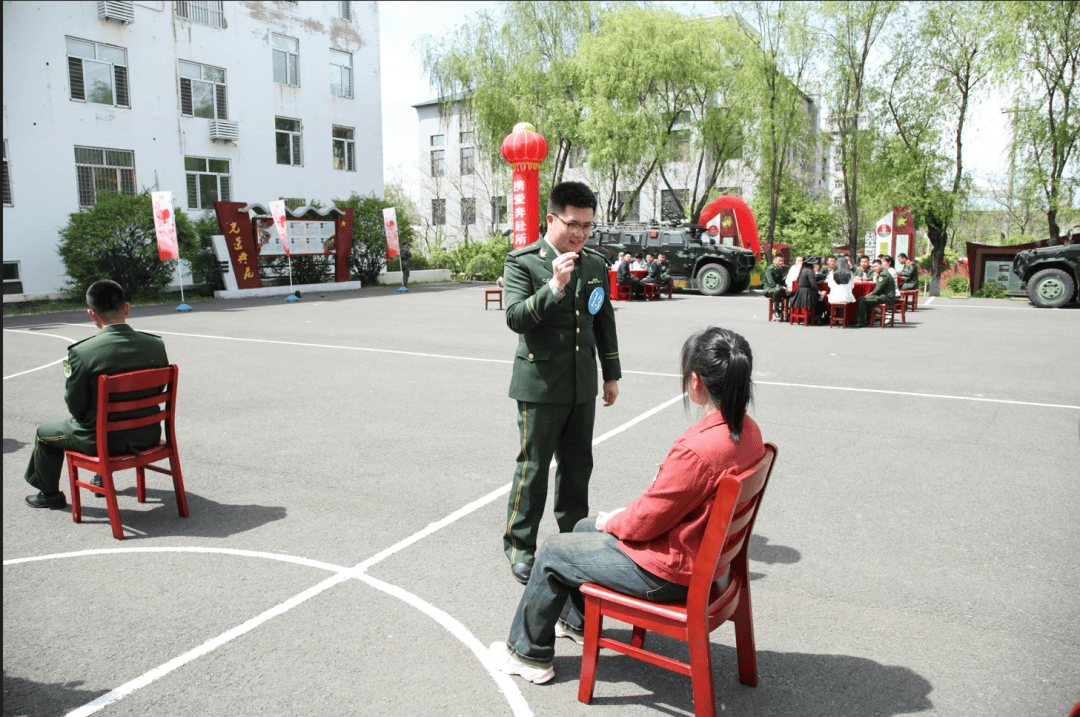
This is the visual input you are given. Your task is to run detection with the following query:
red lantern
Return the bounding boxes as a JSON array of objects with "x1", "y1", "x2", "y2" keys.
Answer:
[{"x1": 501, "y1": 122, "x2": 549, "y2": 249}]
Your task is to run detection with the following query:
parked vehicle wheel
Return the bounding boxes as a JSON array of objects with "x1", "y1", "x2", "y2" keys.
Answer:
[
  {"x1": 697, "y1": 263, "x2": 731, "y2": 296},
  {"x1": 1027, "y1": 268, "x2": 1075, "y2": 308}
]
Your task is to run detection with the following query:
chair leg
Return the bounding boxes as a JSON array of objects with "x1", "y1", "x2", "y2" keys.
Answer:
[
  {"x1": 630, "y1": 626, "x2": 646, "y2": 649},
  {"x1": 578, "y1": 597, "x2": 603, "y2": 705},
  {"x1": 687, "y1": 622, "x2": 717, "y2": 717},
  {"x1": 101, "y1": 469, "x2": 125, "y2": 540},
  {"x1": 67, "y1": 454, "x2": 82, "y2": 524},
  {"x1": 170, "y1": 455, "x2": 189, "y2": 517},
  {"x1": 733, "y1": 585, "x2": 759, "y2": 686},
  {"x1": 137, "y1": 467, "x2": 147, "y2": 503}
]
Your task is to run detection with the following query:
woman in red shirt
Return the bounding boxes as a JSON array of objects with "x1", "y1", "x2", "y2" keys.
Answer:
[{"x1": 490, "y1": 327, "x2": 766, "y2": 684}]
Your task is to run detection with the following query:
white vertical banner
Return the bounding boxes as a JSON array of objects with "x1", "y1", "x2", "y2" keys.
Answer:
[
  {"x1": 383, "y1": 208, "x2": 400, "y2": 260},
  {"x1": 269, "y1": 200, "x2": 290, "y2": 256},
  {"x1": 151, "y1": 191, "x2": 179, "y2": 261},
  {"x1": 875, "y1": 211, "x2": 893, "y2": 257}
]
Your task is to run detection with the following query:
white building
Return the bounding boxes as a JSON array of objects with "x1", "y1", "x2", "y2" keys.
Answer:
[{"x1": 3, "y1": 0, "x2": 383, "y2": 297}]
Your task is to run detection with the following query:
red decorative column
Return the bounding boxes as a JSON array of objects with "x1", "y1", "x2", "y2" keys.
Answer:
[{"x1": 501, "y1": 122, "x2": 549, "y2": 249}]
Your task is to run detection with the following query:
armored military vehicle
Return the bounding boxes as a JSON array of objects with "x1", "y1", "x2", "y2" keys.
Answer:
[
  {"x1": 585, "y1": 221, "x2": 757, "y2": 295},
  {"x1": 1010, "y1": 243, "x2": 1080, "y2": 308}
]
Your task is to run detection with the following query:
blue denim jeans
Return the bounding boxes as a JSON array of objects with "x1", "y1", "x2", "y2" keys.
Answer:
[{"x1": 506, "y1": 517, "x2": 688, "y2": 664}]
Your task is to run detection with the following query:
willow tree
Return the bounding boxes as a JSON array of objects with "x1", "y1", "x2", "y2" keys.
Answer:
[{"x1": 418, "y1": 2, "x2": 607, "y2": 190}]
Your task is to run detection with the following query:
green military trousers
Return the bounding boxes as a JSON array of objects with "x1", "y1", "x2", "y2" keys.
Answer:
[
  {"x1": 855, "y1": 295, "x2": 892, "y2": 324},
  {"x1": 24, "y1": 418, "x2": 160, "y2": 495},
  {"x1": 504, "y1": 399, "x2": 596, "y2": 565}
]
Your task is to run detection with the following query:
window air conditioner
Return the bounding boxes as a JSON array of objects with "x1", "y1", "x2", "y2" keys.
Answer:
[
  {"x1": 97, "y1": 1, "x2": 135, "y2": 23},
  {"x1": 209, "y1": 120, "x2": 239, "y2": 142}
]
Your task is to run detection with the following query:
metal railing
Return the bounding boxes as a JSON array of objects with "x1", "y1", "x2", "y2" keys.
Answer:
[{"x1": 175, "y1": 1, "x2": 226, "y2": 28}]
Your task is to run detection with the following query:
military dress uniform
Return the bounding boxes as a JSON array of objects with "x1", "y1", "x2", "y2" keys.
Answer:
[
  {"x1": 854, "y1": 268, "x2": 875, "y2": 281},
  {"x1": 502, "y1": 238, "x2": 621, "y2": 565},
  {"x1": 898, "y1": 262, "x2": 918, "y2": 290},
  {"x1": 25, "y1": 323, "x2": 170, "y2": 496},
  {"x1": 762, "y1": 264, "x2": 788, "y2": 300},
  {"x1": 854, "y1": 271, "x2": 898, "y2": 325}
]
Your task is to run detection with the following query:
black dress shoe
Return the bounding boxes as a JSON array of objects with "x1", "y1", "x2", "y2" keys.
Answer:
[
  {"x1": 511, "y1": 563, "x2": 533, "y2": 585},
  {"x1": 25, "y1": 491, "x2": 67, "y2": 510},
  {"x1": 91, "y1": 475, "x2": 105, "y2": 497}
]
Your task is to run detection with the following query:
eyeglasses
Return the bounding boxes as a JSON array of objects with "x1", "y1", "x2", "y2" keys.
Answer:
[{"x1": 553, "y1": 215, "x2": 594, "y2": 234}]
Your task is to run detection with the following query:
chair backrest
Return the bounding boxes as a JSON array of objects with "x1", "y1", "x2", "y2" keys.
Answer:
[
  {"x1": 94, "y1": 365, "x2": 179, "y2": 452},
  {"x1": 686, "y1": 443, "x2": 778, "y2": 611}
]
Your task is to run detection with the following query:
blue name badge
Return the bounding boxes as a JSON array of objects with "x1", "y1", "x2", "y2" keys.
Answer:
[{"x1": 588, "y1": 287, "x2": 605, "y2": 315}]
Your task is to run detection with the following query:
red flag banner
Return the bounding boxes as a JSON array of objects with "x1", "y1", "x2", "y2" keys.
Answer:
[
  {"x1": 269, "y1": 200, "x2": 290, "y2": 256},
  {"x1": 698, "y1": 196, "x2": 761, "y2": 260},
  {"x1": 384, "y1": 208, "x2": 400, "y2": 260},
  {"x1": 151, "y1": 191, "x2": 179, "y2": 261}
]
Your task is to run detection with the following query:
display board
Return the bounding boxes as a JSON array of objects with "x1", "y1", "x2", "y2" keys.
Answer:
[
  {"x1": 256, "y1": 218, "x2": 337, "y2": 256},
  {"x1": 982, "y1": 260, "x2": 1026, "y2": 296}
]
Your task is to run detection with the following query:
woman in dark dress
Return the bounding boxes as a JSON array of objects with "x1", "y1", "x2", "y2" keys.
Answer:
[{"x1": 789, "y1": 255, "x2": 824, "y2": 321}]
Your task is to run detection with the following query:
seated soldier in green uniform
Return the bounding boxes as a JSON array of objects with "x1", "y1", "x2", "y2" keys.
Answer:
[
  {"x1": 761, "y1": 253, "x2": 788, "y2": 316},
  {"x1": 23, "y1": 280, "x2": 170, "y2": 509},
  {"x1": 657, "y1": 253, "x2": 674, "y2": 296},
  {"x1": 822, "y1": 255, "x2": 838, "y2": 277},
  {"x1": 897, "y1": 253, "x2": 918, "y2": 290},
  {"x1": 854, "y1": 258, "x2": 898, "y2": 326},
  {"x1": 853, "y1": 255, "x2": 874, "y2": 280}
]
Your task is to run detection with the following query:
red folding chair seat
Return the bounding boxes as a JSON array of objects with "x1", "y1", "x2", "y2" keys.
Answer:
[
  {"x1": 578, "y1": 444, "x2": 779, "y2": 717},
  {"x1": 65, "y1": 365, "x2": 188, "y2": 540}
]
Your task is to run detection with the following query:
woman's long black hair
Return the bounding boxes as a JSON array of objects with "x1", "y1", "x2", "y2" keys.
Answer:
[
  {"x1": 680, "y1": 327, "x2": 754, "y2": 443},
  {"x1": 834, "y1": 256, "x2": 853, "y2": 284}
]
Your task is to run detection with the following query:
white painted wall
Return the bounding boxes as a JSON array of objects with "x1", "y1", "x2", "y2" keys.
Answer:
[{"x1": 3, "y1": 0, "x2": 383, "y2": 295}]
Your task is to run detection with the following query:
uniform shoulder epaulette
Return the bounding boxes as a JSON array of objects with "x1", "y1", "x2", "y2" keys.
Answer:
[
  {"x1": 509, "y1": 242, "x2": 543, "y2": 257},
  {"x1": 138, "y1": 330, "x2": 164, "y2": 339},
  {"x1": 67, "y1": 335, "x2": 92, "y2": 350}
]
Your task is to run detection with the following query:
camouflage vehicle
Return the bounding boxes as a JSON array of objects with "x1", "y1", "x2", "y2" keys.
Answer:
[
  {"x1": 1010, "y1": 243, "x2": 1080, "y2": 308},
  {"x1": 585, "y1": 221, "x2": 757, "y2": 296}
]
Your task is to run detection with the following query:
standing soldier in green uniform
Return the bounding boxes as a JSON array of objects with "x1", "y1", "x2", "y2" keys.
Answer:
[
  {"x1": 854, "y1": 258, "x2": 898, "y2": 326},
  {"x1": 897, "y1": 253, "x2": 918, "y2": 290},
  {"x1": 23, "y1": 280, "x2": 170, "y2": 509},
  {"x1": 762, "y1": 253, "x2": 788, "y2": 317},
  {"x1": 502, "y1": 182, "x2": 621, "y2": 585}
]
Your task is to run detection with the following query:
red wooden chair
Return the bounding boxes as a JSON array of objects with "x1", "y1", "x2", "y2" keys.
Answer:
[
  {"x1": 609, "y1": 271, "x2": 632, "y2": 301},
  {"x1": 900, "y1": 289, "x2": 918, "y2": 312},
  {"x1": 484, "y1": 288, "x2": 503, "y2": 310},
  {"x1": 1067, "y1": 697, "x2": 1080, "y2": 717},
  {"x1": 767, "y1": 295, "x2": 788, "y2": 322},
  {"x1": 577, "y1": 444, "x2": 779, "y2": 717},
  {"x1": 65, "y1": 365, "x2": 188, "y2": 540},
  {"x1": 828, "y1": 303, "x2": 847, "y2": 328},
  {"x1": 870, "y1": 302, "x2": 895, "y2": 327},
  {"x1": 788, "y1": 306, "x2": 811, "y2": 326},
  {"x1": 643, "y1": 283, "x2": 660, "y2": 301}
]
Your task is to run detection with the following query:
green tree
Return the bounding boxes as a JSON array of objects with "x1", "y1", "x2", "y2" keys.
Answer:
[
  {"x1": 752, "y1": 176, "x2": 842, "y2": 258},
  {"x1": 333, "y1": 193, "x2": 416, "y2": 286},
  {"x1": 993, "y1": 0, "x2": 1080, "y2": 241},
  {"x1": 741, "y1": 1, "x2": 820, "y2": 260},
  {"x1": 190, "y1": 211, "x2": 226, "y2": 291},
  {"x1": 57, "y1": 192, "x2": 197, "y2": 301}
]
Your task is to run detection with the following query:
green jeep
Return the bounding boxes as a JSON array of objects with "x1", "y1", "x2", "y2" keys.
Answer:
[
  {"x1": 586, "y1": 222, "x2": 757, "y2": 296},
  {"x1": 1011, "y1": 243, "x2": 1080, "y2": 308}
]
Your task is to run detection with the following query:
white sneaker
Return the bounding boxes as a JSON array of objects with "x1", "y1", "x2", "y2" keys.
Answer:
[
  {"x1": 488, "y1": 642, "x2": 554, "y2": 684},
  {"x1": 554, "y1": 622, "x2": 585, "y2": 646}
]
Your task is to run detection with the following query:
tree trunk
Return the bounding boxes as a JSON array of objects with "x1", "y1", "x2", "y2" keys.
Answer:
[
  {"x1": 1047, "y1": 208, "x2": 1060, "y2": 244},
  {"x1": 926, "y1": 211, "x2": 948, "y2": 297}
]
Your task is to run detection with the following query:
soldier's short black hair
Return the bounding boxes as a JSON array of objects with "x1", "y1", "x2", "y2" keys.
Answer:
[
  {"x1": 548, "y1": 181, "x2": 597, "y2": 216},
  {"x1": 86, "y1": 280, "x2": 126, "y2": 315},
  {"x1": 898, "y1": 252, "x2": 908, "y2": 259},
  {"x1": 872, "y1": 259, "x2": 882, "y2": 266}
]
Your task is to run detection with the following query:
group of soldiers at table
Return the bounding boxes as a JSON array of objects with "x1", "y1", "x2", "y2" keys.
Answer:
[
  {"x1": 762, "y1": 252, "x2": 919, "y2": 326},
  {"x1": 614, "y1": 251, "x2": 672, "y2": 300}
]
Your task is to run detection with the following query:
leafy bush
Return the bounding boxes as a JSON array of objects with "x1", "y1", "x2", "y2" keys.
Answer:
[
  {"x1": 973, "y1": 281, "x2": 1008, "y2": 299},
  {"x1": 58, "y1": 192, "x2": 197, "y2": 301},
  {"x1": 945, "y1": 275, "x2": 969, "y2": 294},
  {"x1": 458, "y1": 236, "x2": 513, "y2": 281},
  {"x1": 333, "y1": 192, "x2": 416, "y2": 286},
  {"x1": 260, "y1": 255, "x2": 334, "y2": 286},
  {"x1": 190, "y1": 211, "x2": 225, "y2": 291},
  {"x1": 918, "y1": 246, "x2": 959, "y2": 271}
]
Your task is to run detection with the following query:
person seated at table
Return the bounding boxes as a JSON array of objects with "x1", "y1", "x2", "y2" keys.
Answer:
[
  {"x1": 785, "y1": 255, "x2": 803, "y2": 292},
  {"x1": 854, "y1": 255, "x2": 874, "y2": 280},
  {"x1": 826, "y1": 256, "x2": 856, "y2": 309},
  {"x1": 883, "y1": 255, "x2": 898, "y2": 282},
  {"x1": 810, "y1": 257, "x2": 826, "y2": 282},
  {"x1": 854, "y1": 257, "x2": 898, "y2": 326},
  {"x1": 643, "y1": 252, "x2": 665, "y2": 296},
  {"x1": 488, "y1": 327, "x2": 765, "y2": 684},
  {"x1": 632, "y1": 253, "x2": 646, "y2": 271},
  {"x1": 789, "y1": 256, "x2": 825, "y2": 322},
  {"x1": 762, "y1": 253, "x2": 788, "y2": 316},
  {"x1": 897, "y1": 253, "x2": 918, "y2": 290},
  {"x1": 822, "y1": 256, "x2": 838, "y2": 277},
  {"x1": 616, "y1": 252, "x2": 645, "y2": 299}
]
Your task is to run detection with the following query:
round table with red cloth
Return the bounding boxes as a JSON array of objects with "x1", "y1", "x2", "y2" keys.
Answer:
[{"x1": 820, "y1": 280, "x2": 876, "y2": 326}]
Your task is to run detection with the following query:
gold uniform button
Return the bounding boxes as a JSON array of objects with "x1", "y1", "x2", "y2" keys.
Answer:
[
  {"x1": 576, "y1": 346, "x2": 580, "y2": 351},
  {"x1": 528, "y1": 353, "x2": 534, "y2": 359},
  {"x1": 576, "y1": 310, "x2": 580, "y2": 315},
  {"x1": 576, "y1": 327, "x2": 580, "y2": 333}
]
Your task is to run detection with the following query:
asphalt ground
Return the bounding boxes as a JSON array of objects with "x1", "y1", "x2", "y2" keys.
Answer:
[{"x1": 4, "y1": 284, "x2": 1079, "y2": 717}]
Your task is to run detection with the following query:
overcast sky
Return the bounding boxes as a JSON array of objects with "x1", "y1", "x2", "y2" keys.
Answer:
[{"x1": 377, "y1": 1, "x2": 1010, "y2": 196}]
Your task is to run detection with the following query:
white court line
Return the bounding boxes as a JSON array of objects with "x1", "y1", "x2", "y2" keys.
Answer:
[
  {"x1": 924, "y1": 297, "x2": 934, "y2": 305},
  {"x1": 2, "y1": 329, "x2": 75, "y2": 380}
]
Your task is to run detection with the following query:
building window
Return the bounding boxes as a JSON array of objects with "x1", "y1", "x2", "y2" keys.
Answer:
[
  {"x1": 431, "y1": 150, "x2": 445, "y2": 177},
  {"x1": 275, "y1": 117, "x2": 303, "y2": 166},
  {"x1": 460, "y1": 147, "x2": 474, "y2": 176},
  {"x1": 329, "y1": 49, "x2": 353, "y2": 99},
  {"x1": 617, "y1": 191, "x2": 640, "y2": 222},
  {"x1": 460, "y1": 131, "x2": 474, "y2": 144},
  {"x1": 175, "y1": 1, "x2": 226, "y2": 28},
  {"x1": 3, "y1": 141, "x2": 11, "y2": 206},
  {"x1": 66, "y1": 37, "x2": 129, "y2": 108},
  {"x1": 179, "y1": 61, "x2": 227, "y2": 119},
  {"x1": 660, "y1": 188, "x2": 688, "y2": 222},
  {"x1": 332, "y1": 126, "x2": 355, "y2": 171},
  {"x1": 430, "y1": 134, "x2": 444, "y2": 147},
  {"x1": 491, "y1": 196, "x2": 507, "y2": 225},
  {"x1": 184, "y1": 156, "x2": 231, "y2": 210},
  {"x1": 432, "y1": 199, "x2": 446, "y2": 226},
  {"x1": 333, "y1": 1, "x2": 350, "y2": 20},
  {"x1": 4, "y1": 261, "x2": 23, "y2": 295},
  {"x1": 461, "y1": 198, "x2": 476, "y2": 225},
  {"x1": 272, "y1": 34, "x2": 300, "y2": 86},
  {"x1": 74, "y1": 146, "x2": 135, "y2": 207},
  {"x1": 672, "y1": 129, "x2": 693, "y2": 162}
]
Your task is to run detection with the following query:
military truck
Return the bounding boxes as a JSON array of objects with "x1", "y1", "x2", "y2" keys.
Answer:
[
  {"x1": 1010, "y1": 243, "x2": 1080, "y2": 308},
  {"x1": 585, "y1": 221, "x2": 757, "y2": 295}
]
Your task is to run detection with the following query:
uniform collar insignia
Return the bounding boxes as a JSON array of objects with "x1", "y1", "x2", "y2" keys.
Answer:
[{"x1": 538, "y1": 248, "x2": 548, "y2": 259}]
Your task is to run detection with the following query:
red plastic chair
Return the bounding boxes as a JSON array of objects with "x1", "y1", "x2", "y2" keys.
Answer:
[
  {"x1": 577, "y1": 444, "x2": 779, "y2": 717},
  {"x1": 65, "y1": 365, "x2": 188, "y2": 540}
]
